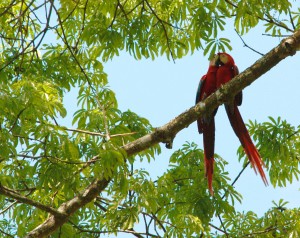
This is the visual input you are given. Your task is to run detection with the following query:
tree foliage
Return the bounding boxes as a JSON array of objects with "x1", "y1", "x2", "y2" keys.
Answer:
[{"x1": 0, "y1": 0, "x2": 299, "y2": 237}]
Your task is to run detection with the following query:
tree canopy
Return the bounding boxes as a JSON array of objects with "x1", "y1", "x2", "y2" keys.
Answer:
[{"x1": 0, "y1": 0, "x2": 300, "y2": 237}]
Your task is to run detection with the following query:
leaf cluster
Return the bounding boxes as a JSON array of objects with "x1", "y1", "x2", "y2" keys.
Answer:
[
  {"x1": 221, "y1": 199, "x2": 300, "y2": 237},
  {"x1": 243, "y1": 117, "x2": 300, "y2": 187}
]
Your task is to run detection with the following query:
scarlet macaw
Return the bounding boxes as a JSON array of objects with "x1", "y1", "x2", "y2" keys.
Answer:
[
  {"x1": 195, "y1": 55, "x2": 219, "y2": 195},
  {"x1": 196, "y1": 53, "x2": 268, "y2": 195}
]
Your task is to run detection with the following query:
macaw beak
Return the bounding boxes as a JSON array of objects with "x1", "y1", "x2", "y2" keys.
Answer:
[{"x1": 215, "y1": 54, "x2": 221, "y2": 66}]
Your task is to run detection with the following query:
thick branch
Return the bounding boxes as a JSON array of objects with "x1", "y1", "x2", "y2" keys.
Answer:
[
  {"x1": 25, "y1": 29, "x2": 300, "y2": 237},
  {"x1": 25, "y1": 179, "x2": 109, "y2": 238}
]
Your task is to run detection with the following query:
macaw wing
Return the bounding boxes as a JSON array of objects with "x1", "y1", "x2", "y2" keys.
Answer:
[
  {"x1": 233, "y1": 64, "x2": 243, "y2": 106},
  {"x1": 196, "y1": 75, "x2": 207, "y2": 133},
  {"x1": 196, "y1": 75, "x2": 206, "y2": 104}
]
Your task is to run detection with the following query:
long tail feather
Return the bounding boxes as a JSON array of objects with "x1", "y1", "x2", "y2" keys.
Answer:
[
  {"x1": 203, "y1": 119, "x2": 215, "y2": 195},
  {"x1": 225, "y1": 104, "x2": 268, "y2": 185}
]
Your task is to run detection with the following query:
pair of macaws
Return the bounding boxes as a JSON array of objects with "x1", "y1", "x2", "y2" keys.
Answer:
[{"x1": 196, "y1": 53, "x2": 268, "y2": 195}]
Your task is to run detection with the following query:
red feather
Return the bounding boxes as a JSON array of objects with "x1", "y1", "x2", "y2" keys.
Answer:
[
  {"x1": 203, "y1": 118, "x2": 215, "y2": 194},
  {"x1": 217, "y1": 52, "x2": 268, "y2": 186},
  {"x1": 196, "y1": 62, "x2": 218, "y2": 195},
  {"x1": 226, "y1": 104, "x2": 268, "y2": 185}
]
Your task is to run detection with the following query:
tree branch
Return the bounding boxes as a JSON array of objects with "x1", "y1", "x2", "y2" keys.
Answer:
[
  {"x1": 25, "y1": 29, "x2": 300, "y2": 237},
  {"x1": 25, "y1": 179, "x2": 109, "y2": 238},
  {"x1": 0, "y1": 184, "x2": 64, "y2": 217}
]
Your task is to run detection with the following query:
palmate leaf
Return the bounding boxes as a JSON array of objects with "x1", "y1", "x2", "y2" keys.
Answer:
[
  {"x1": 203, "y1": 38, "x2": 232, "y2": 58},
  {"x1": 222, "y1": 205, "x2": 300, "y2": 238},
  {"x1": 246, "y1": 117, "x2": 300, "y2": 187}
]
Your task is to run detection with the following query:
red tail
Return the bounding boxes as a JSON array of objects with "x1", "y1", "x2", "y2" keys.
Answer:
[
  {"x1": 203, "y1": 119, "x2": 215, "y2": 195},
  {"x1": 225, "y1": 104, "x2": 268, "y2": 185}
]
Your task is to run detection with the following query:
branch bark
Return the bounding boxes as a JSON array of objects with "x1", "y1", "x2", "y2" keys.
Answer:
[
  {"x1": 25, "y1": 179, "x2": 109, "y2": 238},
  {"x1": 25, "y1": 29, "x2": 300, "y2": 238}
]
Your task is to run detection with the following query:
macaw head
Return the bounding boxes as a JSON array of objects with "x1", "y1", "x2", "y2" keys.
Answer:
[
  {"x1": 216, "y1": 52, "x2": 235, "y2": 66},
  {"x1": 209, "y1": 54, "x2": 220, "y2": 66}
]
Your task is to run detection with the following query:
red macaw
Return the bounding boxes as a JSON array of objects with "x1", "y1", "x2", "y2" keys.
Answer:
[
  {"x1": 216, "y1": 52, "x2": 268, "y2": 185},
  {"x1": 195, "y1": 55, "x2": 219, "y2": 195}
]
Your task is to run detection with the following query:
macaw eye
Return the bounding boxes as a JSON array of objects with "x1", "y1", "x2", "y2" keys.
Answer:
[{"x1": 219, "y1": 54, "x2": 228, "y2": 63}]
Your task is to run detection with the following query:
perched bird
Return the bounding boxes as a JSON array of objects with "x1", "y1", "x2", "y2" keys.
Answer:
[
  {"x1": 196, "y1": 53, "x2": 268, "y2": 195},
  {"x1": 195, "y1": 55, "x2": 219, "y2": 195},
  {"x1": 216, "y1": 52, "x2": 268, "y2": 186}
]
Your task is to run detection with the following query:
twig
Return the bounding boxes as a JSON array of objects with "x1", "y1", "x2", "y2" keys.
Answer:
[
  {"x1": 235, "y1": 29, "x2": 264, "y2": 56},
  {"x1": 33, "y1": 0, "x2": 54, "y2": 50},
  {"x1": 143, "y1": 213, "x2": 151, "y2": 238},
  {"x1": 288, "y1": 9, "x2": 296, "y2": 31},
  {"x1": 109, "y1": 0, "x2": 130, "y2": 28},
  {"x1": 231, "y1": 162, "x2": 250, "y2": 188},
  {"x1": 0, "y1": 184, "x2": 66, "y2": 217},
  {"x1": 209, "y1": 222, "x2": 228, "y2": 234},
  {"x1": 109, "y1": 1, "x2": 120, "y2": 28},
  {"x1": 151, "y1": 212, "x2": 168, "y2": 237},
  {"x1": 0, "y1": 200, "x2": 18, "y2": 215},
  {"x1": 12, "y1": 134, "x2": 44, "y2": 143},
  {"x1": 117, "y1": 0, "x2": 130, "y2": 21},
  {"x1": 221, "y1": 162, "x2": 250, "y2": 200},
  {"x1": 286, "y1": 128, "x2": 300, "y2": 140},
  {"x1": 217, "y1": 214, "x2": 229, "y2": 238},
  {"x1": 262, "y1": 33, "x2": 290, "y2": 37},
  {"x1": 9, "y1": 107, "x2": 27, "y2": 132},
  {"x1": 73, "y1": 0, "x2": 89, "y2": 51},
  {"x1": 0, "y1": 227, "x2": 14, "y2": 238}
]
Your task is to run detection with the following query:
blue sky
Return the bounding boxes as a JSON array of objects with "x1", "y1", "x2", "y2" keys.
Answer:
[{"x1": 102, "y1": 23, "x2": 300, "y2": 233}]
